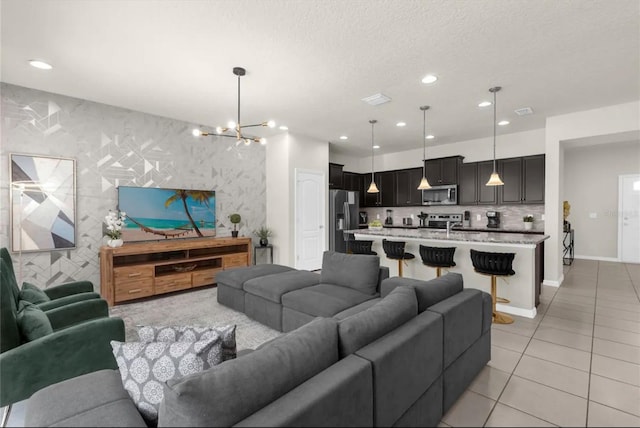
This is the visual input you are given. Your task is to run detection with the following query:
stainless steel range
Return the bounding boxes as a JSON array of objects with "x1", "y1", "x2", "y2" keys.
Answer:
[{"x1": 426, "y1": 213, "x2": 462, "y2": 229}]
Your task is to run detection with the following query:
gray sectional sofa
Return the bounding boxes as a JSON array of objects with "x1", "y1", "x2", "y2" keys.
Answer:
[{"x1": 26, "y1": 252, "x2": 491, "y2": 427}]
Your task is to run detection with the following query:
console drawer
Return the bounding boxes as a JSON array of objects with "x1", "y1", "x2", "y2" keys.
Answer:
[
  {"x1": 115, "y1": 278, "x2": 154, "y2": 302},
  {"x1": 223, "y1": 253, "x2": 248, "y2": 269},
  {"x1": 192, "y1": 268, "x2": 221, "y2": 287},
  {"x1": 114, "y1": 265, "x2": 154, "y2": 282},
  {"x1": 155, "y1": 273, "x2": 192, "y2": 294}
]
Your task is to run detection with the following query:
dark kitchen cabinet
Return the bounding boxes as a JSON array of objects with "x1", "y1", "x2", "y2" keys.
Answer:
[
  {"x1": 343, "y1": 172, "x2": 360, "y2": 192},
  {"x1": 329, "y1": 163, "x2": 344, "y2": 189},
  {"x1": 424, "y1": 156, "x2": 462, "y2": 185},
  {"x1": 523, "y1": 155, "x2": 545, "y2": 203},
  {"x1": 458, "y1": 162, "x2": 478, "y2": 205},
  {"x1": 477, "y1": 161, "x2": 498, "y2": 204},
  {"x1": 395, "y1": 167, "x2": 424, "y2": 206},
  {"x1": 364, "y1": 171, "x2": 394, "y2": 207},
  {"x1": 498, "y1": 157, "x2": 523, "y2": 204}
]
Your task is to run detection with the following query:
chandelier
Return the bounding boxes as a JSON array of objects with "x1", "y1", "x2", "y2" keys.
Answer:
[{"x1": 192, "y1": 67, "x2": 275, "y2": 145}]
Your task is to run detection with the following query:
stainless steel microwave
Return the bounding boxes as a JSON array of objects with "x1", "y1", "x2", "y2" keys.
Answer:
[{"x1": 422, "y1": 184, "x2": 458, "y2": 205}]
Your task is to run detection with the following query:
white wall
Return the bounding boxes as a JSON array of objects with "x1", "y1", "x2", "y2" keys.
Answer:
[
  {"x1": 266, "y1": 133, "x2": 328, "y2": 266},
  {"x1": 331, "y1": 128, "x2": 546, "y2": 173},
  {"x1": 563, "y1": 140, "x2": 640, "y2": 259}
]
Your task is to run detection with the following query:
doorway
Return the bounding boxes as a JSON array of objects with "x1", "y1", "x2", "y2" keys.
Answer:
[
  {"x1": 618, "y1": 174, "x2": 640, "y2": 263},
  {"x1": 295, "y1": 169, "x2": 326, "y2": 270}
]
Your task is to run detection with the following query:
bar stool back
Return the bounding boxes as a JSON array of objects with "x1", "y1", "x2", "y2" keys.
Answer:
[
  {"x1": 382, "y1": 239, "x2": 415, "y2": 277},
  {"x1": 470, "y1": 249, "x2": 516, "y2": 324},
  {"x1": 419, "y1": 245, "x2": 456, "y2": 277},
  {"x1": 349, "y1": 240, "x2": 377, "y2": 255}
]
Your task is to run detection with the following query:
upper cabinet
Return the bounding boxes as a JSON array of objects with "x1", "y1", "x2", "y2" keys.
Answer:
[
  {"x1": 458, "y1": 162, "x2": 478, "y2": 205},
  {"x1": 424, "y1": 156, "x2": 463, "y2": 185},
  {"x1": 328, "y1": 163, "x2": 344, "y2": 189},
  {"x1": 363, "y1": 171, "x2": 394, "y2": 207},
  {"x1": 477, "y1": 160, "x2": 498, "y2": 204},
  {"x1": 395, "y1": 167, "x2": 424, "y2": 206}
]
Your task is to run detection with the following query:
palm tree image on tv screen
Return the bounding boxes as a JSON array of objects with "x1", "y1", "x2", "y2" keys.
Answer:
[{"x1": 117, "y1": 186, "x2": 216, "y2": 242}]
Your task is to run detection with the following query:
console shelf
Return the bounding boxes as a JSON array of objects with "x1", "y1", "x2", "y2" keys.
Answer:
[{"x1": 100, "y1": 237, "x2": 251, "y2": 305}]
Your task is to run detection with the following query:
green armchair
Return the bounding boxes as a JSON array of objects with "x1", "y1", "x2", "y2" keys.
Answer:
[
  {"x1": 0, "y1": 247, "x2": 101, "y2": 312},
  {"x1": 0, "y1": 258, "x2": 125, "y2": 407}
]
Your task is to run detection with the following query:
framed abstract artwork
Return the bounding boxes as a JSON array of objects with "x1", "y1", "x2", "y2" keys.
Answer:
[{"x1": 10, "y1": 153, "x2": 76, "y2": 252}]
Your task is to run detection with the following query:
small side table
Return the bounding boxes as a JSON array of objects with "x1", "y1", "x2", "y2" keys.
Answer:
[
  {"x1": 563, "y1": 229, "x2": 574, "y2": 266},
  {"x1": 253, "y1": 244, "x2": 274, "y2": 265}
]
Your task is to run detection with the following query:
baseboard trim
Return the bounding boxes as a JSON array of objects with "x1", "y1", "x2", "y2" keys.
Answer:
[
  {"x1": 543, "y1": 273, "x2": 564, "y2": 288},
  {"x1": 574, "y1": 255, "x2": 621, "y2": 262},
  {"x1": 496, "y1": 303, "x2": 537, "y2": 319}
]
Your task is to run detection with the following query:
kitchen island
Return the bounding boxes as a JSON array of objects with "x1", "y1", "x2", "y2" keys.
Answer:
[{"x1": 350, "y1": 228, "x2": 549, "y2": 318}]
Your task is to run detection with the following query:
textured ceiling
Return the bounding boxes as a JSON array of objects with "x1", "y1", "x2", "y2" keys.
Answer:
[{"x1": 2, "y1": 0, "x2": 639, "y2": 157}]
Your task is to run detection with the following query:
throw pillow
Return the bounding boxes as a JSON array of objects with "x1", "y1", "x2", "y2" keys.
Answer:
[
  {"x1": 111, "y1": 335, "x2": 223, "y2": 426},
  {"x1": 16, "y1": 300, "x2": 53, "y2": 341},
  {"x1": 19, "y1": 282, "x2": 50, "y2": 305},
  {"x1": 136, "y1": 324, "x2": 236, "y2": 361}
]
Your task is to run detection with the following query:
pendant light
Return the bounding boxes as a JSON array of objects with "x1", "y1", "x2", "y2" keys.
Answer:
[
  {"x1": 417, "y1": 106, "x2": 432, "y2": 190},
  {"x1": 367, "y1": 120, "x2": 379, "y2": 193},
  {"x1": 486, "y1": 86, "x2": 504, "y2": 186}
]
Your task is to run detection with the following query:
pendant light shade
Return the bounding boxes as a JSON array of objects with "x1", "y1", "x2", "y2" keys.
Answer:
[
  {"x1": 417, "y1": 106, "x2": 432, "y2": 190},
  {"x1": 367, "y1": 120, "x2": 379, "y2": 193},
  {"x1": 486, "y1": 86, "x2": 504, "y2": 187}
]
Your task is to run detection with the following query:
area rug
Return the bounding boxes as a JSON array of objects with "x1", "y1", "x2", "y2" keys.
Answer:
[{"x1": 109, "y1": 286, "x2": 281, "y2": 350}]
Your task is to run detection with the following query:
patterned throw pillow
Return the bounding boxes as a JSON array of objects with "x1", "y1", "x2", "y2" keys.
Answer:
[
  {"x1": 137, "y1": 324, "x2": 237, "y2": 361},
  {"x1": 111, "y1": 335, "x2": 223, "y2": 426}
]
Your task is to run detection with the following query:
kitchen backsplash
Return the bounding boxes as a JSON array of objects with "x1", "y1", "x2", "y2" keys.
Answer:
[{"x1": 363, "y1": 205, "x2": 545, "y2": 231}]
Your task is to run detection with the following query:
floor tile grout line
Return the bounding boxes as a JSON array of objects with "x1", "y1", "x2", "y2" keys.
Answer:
[
  {"x1": 584, "y1": 260, "x2": 602, "y2": 426},
  {"x1": 588, "y1": 397, "x2": 640, "y2": 421},
  {"x1": 489, "y1": 400, "x2": 560, "y2": 427}
]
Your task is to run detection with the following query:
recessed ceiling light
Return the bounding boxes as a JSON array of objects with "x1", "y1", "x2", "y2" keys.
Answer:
[
  {"x1": 339, "y1": 135, "x2": 348, "y2": 140},
  {"x1": 373, "y1": 145, "x2": 380, "y2": 149},
  {"x1": 478, "y1": 101, "x2": 492, "y2": 108},
  {"x1": 426, "y1": 135, "x2": 435, "y2": 140},
  {"x1": 396, "y1": 122, "x2": 406, "y2": 127},
  {"x1": 421, "y1": 74, "x2": 438, "y2": 84},
  {"x1": 279, "y1": 125, "x2": 288, "y2": 130},
  {"x1": 498, "y1": 120, "x2": 510, "y2": 126},
  {"x1": 29, "y1": 60, "x2": 52, "y2": 70}
]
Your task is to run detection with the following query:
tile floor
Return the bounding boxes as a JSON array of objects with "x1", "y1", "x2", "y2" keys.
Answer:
[{"x1": 439, "y1": 260, "x2": 640, "y2": 427}]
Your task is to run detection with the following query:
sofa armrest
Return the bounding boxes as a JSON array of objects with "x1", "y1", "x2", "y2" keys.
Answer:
[
  {"x1": 376, "y1": 266, "x2": 390, "y2": 294},
  {"x1": 37, "y1": 292, "x2": 101, "y2": 312},
  {"x1": 45, "y1": 298, "x2": 110, "y2": 331},
  {"x1": 0, "y1": 317, "x2": 124, "y2": 407},
  {"x1": 42, "y1": 281, "x2": 94, "y2": 299}
]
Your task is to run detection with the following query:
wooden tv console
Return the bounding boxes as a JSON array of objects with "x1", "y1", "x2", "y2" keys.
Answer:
[{"x1": 99, "y1": 237, "x2": 251, "y2": 306}]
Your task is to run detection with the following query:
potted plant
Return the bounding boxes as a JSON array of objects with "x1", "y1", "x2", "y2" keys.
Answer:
[
  {"x1": 254, "y1": 226, "x2": 273, "y2": 247},
  {"x1": 523, "y1": 214, "x2": 534, "y2": 231},
  {"x1": 104, "y1": 210, "x2": 127, "y2": 247},
  {"x1": 229, "y1": 213, "x2": 241, "y2": 237}
]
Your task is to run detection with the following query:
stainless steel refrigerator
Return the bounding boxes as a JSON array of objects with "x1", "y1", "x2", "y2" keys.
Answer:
[{"x1": 329, "y1": 189, "x2": 359, "y2": 253}]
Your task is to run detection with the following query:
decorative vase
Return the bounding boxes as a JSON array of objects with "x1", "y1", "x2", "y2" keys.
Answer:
[
  {"x1": 260, "y1": 238, "x2": 269, "y2": 247},
  {"x1": 523, "y1": 222, "x2": 533, "y2": 231},
  {"x1": 107, "y1": 238, "x2": 123, "y2": 248},
  {"x1": 231, "y1": 230, "x2": 239, "y2": 238}
]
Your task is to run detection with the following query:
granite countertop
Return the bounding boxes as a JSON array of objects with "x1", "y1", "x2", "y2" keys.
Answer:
[
  {"x1": 381, "y1": 225, "x2": 544, "y2": 235},
  {"x1": 349, "y1": 228, "x2": 549, "y2": 245}
]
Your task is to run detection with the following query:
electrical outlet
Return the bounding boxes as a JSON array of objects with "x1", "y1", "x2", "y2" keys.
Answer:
[{"x1": 476, "y1": 214, "x2": 482, "y2": 221}]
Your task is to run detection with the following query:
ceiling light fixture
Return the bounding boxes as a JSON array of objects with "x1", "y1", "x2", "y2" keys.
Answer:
[
  {"x1": 498, "y1": 120, "x2": 510, "y2": 126},
  {"x1": 192, "y1": 67, "x2": 275, "y2": 145},
  {"x1": 29, "y1": 60, "x2": 52, "y2": 70},
  {"x1": 421, "y1": 74, "x2": 438, "y2": 84},
  {"x1": 417, "y1": 106, "x2": 432, "y2": 190},
  {"x1": 396, "y1": 122, "x2": 406, "y2": 127},
  {"x1": 426, "y1": 134, "x2": 435, "y2": 140},
  {"x1": 478, "y1": 101, "x2": 492, "y2": 108},
  {"x1": 339, "y1": 135, "x2": 348, "y2": 140},
  {"x1": 279, "y1": 126, "x2": 288, "y2": 130},
  {"x1": 373, "y1": 145, "x2": 380, "y2": 149},
  {"x1": 367, "y1": 120, "x2": 379, "y2": 193},
  {"x1": 486, "y1": 86, "x2": 504, "y2": 186}
]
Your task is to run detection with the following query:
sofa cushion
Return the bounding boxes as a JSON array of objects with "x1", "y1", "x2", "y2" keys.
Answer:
[
  {"x1": 381, "y1": 272, "x2": 463, "y2": 312},
  {"x1": 320, "y1": 251, "x2": 380, "y2": 295},
  {"x1": 338, "y1": 286, "x2": 418, "y2": 357},
  {"x1": 333, "y1": 298, "x2": 381, "y2": 320},
  {"x1": 282, "y1": 283, "x2": 375, "y2": 317},
  {"x1": 244, "y1": 270, "x2": 321, "y2": 303},
  {"x1": 16, "y1": 300, "x2": 53, "y2": 341},
  {"x1": 137, "y1": 324, "x2": 237, "y2": 361},
  {"x1": 19, "y1": 282, "x2": 51, "y2": 304},
  {"x1": 25, "y1": 369, "x2": 147, "y2": 428},
  {"x1": 159, "y1": 317, "x2": 339, "y2": 427},
  {"x1": 216, "y1": 264, "x2": 295, "y2": 290},
  {"x1": 111, "y1": 335, "x2": 223, "y2": 426}
]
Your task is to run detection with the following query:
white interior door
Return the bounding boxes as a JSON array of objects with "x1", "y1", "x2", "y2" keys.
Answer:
[
  {"x1": 295, "y1": 169, "x2": 325, "y2": 270},
  {"x1": 619, "y1": 174, "x2": 640, "y2": 263}
]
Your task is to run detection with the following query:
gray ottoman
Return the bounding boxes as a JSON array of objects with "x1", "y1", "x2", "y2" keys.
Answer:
[
  {"x1": 244, "y1": 270, "x2": 321, "y2": 331},
  {"x1": 217, "y1": 264, "x2": 296, "y2": 312}
]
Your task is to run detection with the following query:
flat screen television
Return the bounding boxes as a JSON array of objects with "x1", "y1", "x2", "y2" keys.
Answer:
[{"x1": 117, "y1": 186, "x2": 216, "y2": 242}]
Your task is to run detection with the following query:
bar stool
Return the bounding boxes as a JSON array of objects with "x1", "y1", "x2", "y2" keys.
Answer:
[
  {"x1": 419, "y1": 245, "x2": 456, "y2": 277},
  {"x1": 349, "y1": 240, "x2": 377, "y2": 255},
  {"x1": 382, "y1": 239, "x2": 415, "y2": 277},
  {"x1": 470, "y1": 249, "x2": 516, "y2": 324}
]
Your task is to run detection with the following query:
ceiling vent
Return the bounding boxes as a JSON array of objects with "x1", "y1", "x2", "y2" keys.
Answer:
[
  {"x1": 514, "y1": 107, "x2": 534, "y2": 116},
  {"x1": 361, "y1": 93, "x2": 392, "y2": 106}
]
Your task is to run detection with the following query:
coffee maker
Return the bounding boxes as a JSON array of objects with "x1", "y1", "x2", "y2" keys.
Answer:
[
  {"x1": 385, "y1": 209, "x2": 394, "y2": 225},
  {"x1": 486, "y1": 211, "x2": 500, "y2": 228},
  {"x1": 463, "y1": 210, "x2": 471, "y2": 227}
]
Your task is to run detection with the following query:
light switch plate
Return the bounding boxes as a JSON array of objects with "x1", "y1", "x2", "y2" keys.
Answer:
[{"x1": 476, "y1": 214, "x2": 482, "y2": 221}]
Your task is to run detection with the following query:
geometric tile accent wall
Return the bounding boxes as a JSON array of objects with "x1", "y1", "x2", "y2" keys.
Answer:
[{"x1": 0, "y1": 83, "x2": 266, "y2": 290}]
